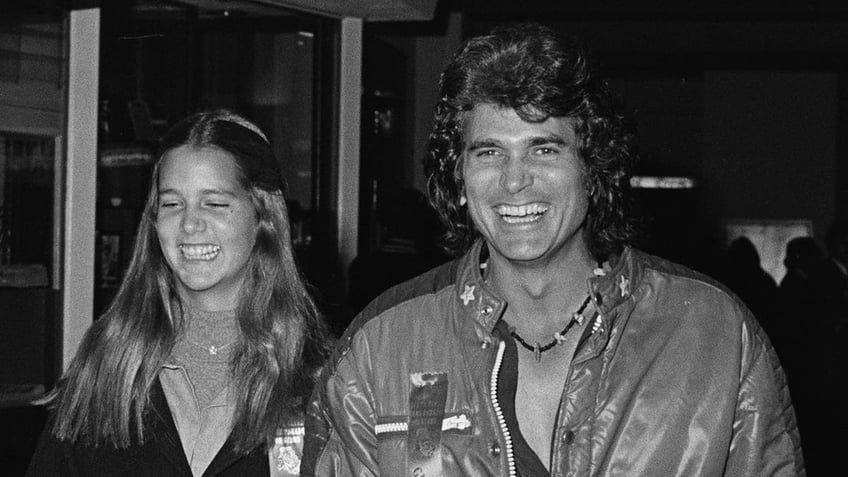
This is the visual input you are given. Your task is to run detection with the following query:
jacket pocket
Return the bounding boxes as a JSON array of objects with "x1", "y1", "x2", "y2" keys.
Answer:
[{"x1": 375, "y1": 412, "x2": 474, "y2": 475}]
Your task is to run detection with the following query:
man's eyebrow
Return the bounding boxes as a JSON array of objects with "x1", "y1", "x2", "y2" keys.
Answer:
[
  {"x1": 465, "y1": 139, "x2": 500, "y2": 151},
  {"x1": 527, "y1": 134, "x2": 570, "y2": 147},
  {"x1": 465, "y1": 134, "x2": 571, "y2": 151}
]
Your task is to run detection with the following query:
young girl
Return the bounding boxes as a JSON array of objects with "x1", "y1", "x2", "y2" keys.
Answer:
[{"x1": 28, "y1": 110, "x2": 327, "y2": 476}]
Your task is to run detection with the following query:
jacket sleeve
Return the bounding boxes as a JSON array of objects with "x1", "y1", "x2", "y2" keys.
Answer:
[
  {"x1": 726, "y1": 317, "x2": 806, "y2": 476},
  {"x1": 301, "y1": 337, "x2": 380, "y2": 477}
]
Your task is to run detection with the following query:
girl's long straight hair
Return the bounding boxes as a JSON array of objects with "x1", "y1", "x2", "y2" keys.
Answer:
[{"x1": 49, "y1": 110, "x2": 327, "y2": 452}]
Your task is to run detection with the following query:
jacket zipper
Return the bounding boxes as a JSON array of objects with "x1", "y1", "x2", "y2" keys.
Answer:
[
  {"x1": 490, "y1": 340, "x2": 516, "y2": 477},
  {"x1": 374, "y1": 413, "x2": 472, "y2": 435}
]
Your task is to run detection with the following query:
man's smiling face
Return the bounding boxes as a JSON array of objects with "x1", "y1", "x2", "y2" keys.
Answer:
[{"x1": 461, "y1": 103, "x2": 591, "y2": 266}]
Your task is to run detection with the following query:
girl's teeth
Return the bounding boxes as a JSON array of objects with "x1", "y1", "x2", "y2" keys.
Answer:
[{"x1": 179, "y1": 244, "x2": 220, "y2": 260}]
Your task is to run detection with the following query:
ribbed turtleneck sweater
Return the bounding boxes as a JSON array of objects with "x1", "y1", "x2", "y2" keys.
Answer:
[{"x1": 170, "y1": 306, "x2": 239, "y2": 408}]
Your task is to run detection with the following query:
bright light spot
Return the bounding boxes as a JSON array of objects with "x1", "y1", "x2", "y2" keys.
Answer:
[{"x1": 630, "y1": 176, "x2": 696, "y2": 189}]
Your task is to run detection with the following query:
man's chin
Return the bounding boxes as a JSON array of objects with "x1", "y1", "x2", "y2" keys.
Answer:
[{"x1": 487, "y1": 242, "x2": 549, "y2": 264}]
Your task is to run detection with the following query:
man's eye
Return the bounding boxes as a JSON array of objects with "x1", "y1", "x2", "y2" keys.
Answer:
[
  {"x1": 207, "y1": 202, "x2": 229, "y2": 208},
  {"x1": 535, "y1": 147, "x2": 558, "y2": 155},
  {"x1": 159, "y1": 201, "x2": 179, "y2": 208},
  {"x1": 474, "y1": 149, "x2": 501, "y2": 160}
]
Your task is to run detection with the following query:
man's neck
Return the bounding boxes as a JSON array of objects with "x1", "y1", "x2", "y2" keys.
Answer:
[{"x1": 486, "y1": 246, "x2": 596, "y2": 334}]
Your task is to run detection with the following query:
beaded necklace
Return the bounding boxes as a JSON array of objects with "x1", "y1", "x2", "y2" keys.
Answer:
[
  {"x1": 481, "y1": 257, "x2": 602, "y2": 362},
  {"x1": 508, "y1": 294, "x2": 592, "y2": 362}
]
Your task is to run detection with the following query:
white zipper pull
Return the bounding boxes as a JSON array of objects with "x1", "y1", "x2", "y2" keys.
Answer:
[
  {"x1": 375, "y1": 421, "x2": 407, "y2": 435},
  {"x1": 375, "y1": 414, "x2": 473, "y2": 435},
  {"x1": 442, "y1": 414, "x2": 471, "y2": 431}
]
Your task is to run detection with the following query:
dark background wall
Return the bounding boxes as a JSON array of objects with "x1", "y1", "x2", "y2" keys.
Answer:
[{"x1": 367, "y1": 2, "x2": 847, "y2": 277}]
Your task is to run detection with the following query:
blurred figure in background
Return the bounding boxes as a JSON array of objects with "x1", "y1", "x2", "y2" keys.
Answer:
[
  {"x1": 781, "y1": 237, "x2": 825, "y2": 291},
  {"x1": 776, "y1": 236, "x2": 825, "y2": 379},
  {"x1": 820, "y1": 219, "x2": 848, "y2": 326},
  {"x1": 794, "y1": 220, "x2": 848, "y2": 475},
  {"x1": 776, "y1": 233, "x2": 845, "y2": 475},
  {"x1": 717, "y1": 236, "x2": 778, "y2": 326}
]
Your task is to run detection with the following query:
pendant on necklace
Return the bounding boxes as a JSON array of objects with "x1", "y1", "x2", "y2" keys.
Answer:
[
  {"x1": 208, "y1": 345, "x2": 219, "y2": 355},
  {"x1": 534, "y1": 343, "x2": 541, "y2": 362}
]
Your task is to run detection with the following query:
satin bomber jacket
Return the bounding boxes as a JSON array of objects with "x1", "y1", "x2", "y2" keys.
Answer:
[{"x1": 303, "y1": 241, "x2": 805, "y2": 476}]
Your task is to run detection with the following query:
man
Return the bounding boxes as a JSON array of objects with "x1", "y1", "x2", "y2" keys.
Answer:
[
  {"x1": 805, "y1": 219, "x2": 848, "y2": 474},
  {"x1": 303, "y1": 23, "x2": 803, "y2": 476},
  {"x1": 820, "y1": 218, "x2": 848, "y2": 307}
]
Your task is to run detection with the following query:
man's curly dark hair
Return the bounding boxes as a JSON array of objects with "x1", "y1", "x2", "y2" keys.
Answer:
[{"x1": 424, "y1": 22, "x2": 639, "y2": 260}]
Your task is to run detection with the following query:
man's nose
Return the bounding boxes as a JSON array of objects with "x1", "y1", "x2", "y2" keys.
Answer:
[{"x1": 500, "y1": 156, "x2": 533, "y2": 193}]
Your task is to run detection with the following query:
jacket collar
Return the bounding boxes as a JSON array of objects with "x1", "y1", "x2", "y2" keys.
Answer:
[
  {"x1": 454, "y1": 240, "x2": 642, "y2": 335},
  {"x1": 591, "y1": 247, "x2": 642, "y2": 310},
  {"x1": 586, "y1": 246, "x2": 642, "y2": 334},
  {"x1": 455, "y1": 240, "x2": 504, "y2": 334}
]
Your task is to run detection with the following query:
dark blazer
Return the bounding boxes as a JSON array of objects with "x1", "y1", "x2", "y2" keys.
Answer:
[{"x1": 25, "y1": 380, "x2": 269, "y2": 477}]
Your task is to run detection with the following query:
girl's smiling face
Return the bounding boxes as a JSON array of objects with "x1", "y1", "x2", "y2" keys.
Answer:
[{"x1": 155, "y1": 145, "x2": 258, "y2": 311}]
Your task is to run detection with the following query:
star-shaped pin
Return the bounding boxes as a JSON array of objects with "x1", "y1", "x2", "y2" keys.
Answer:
[{"x1": 460, "y1": 285, "x2": 475, "y2": 305}]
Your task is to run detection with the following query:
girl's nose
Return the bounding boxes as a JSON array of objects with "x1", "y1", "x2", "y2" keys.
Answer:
[{"x1": 181, "y1": 208, "x2": 206, "y2": 234}]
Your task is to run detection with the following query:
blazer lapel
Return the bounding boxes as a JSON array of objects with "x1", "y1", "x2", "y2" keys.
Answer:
[
  {"x1": 149, "y1": 379, "x2": 194, "y2": 475},
  {"x1": 149, "y1": 377, "x2": 267, "y2": 476}
]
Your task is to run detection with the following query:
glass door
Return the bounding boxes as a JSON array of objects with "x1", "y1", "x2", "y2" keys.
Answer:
[
  {"x1": 95, "y1": 0, "x2": 341, "y2": 317},
  {"x1": 0, "y1": 2, "x2": 66, "y2": 406}
]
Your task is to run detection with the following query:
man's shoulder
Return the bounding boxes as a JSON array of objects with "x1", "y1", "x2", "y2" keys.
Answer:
[
  {"x1": 629, "y1": 247, "x2": 741, "y2": 304},
  {"x1": 627, "y1": 247, "x2": 763, "y2": 339},
  {"x1": 328, "y1": 259, "x2": 461, "y2": 363},
  {"x1": 359, "y1": 258, "x2": 460, "y2": 321}
]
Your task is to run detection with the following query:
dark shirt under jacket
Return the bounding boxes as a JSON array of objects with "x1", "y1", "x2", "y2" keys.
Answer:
[
  {"x1": 25, "y1": 380, "x2": 269, "y2": 477},
  {"x1": 496, "y1": 321, "x2": 551, "y2": 477}
]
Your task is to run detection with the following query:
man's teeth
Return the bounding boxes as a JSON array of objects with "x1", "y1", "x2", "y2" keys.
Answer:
[
  {"x1": 495, "y1": 204, "x2": 548, "y2": 223},
  {"x1": 179, "y1": 244, "x2": 220, "y2": 260}
]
